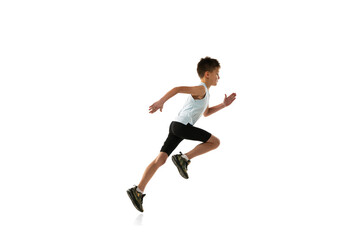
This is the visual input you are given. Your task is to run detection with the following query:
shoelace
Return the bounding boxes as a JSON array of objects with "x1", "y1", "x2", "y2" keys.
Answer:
[
  {"x1": 185, "y1": 160, "x2": 190, "y2": 170},
  {"x1": 179, "y1": 152, "x2": 191, "y2": 170}
]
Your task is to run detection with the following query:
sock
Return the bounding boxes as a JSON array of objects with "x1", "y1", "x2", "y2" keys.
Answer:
[
  {"x1": 136, "y1": 187, "x2": 144, "y2": 194},
  {"x1": 182, "y1": 154, "x2": 189, "y2": 161}
]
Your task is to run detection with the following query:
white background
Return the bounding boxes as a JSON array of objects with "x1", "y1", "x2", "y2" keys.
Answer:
[{"x1": 1, "y1": 0, "x2": 359, "y2": 239}]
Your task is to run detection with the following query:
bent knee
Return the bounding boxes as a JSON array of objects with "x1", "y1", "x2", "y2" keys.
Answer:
[
  {"x1": 208, "y1": 135, "x2": 220, "y2": 148},
  {"x1": 213, "y1": 137, "x2": 220, "y2": 148}
]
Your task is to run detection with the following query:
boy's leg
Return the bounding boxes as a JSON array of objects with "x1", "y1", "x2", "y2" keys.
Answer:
[
  {"x1": 128, "y1": 122, "x2": 183, "y2": 212},
  {"x1": 137, "y1": 152, "x2": 168, "y2": 192},
  {"x1": 137, "y1": 122, "x2": 183, "y2": 191},
  {"x1": 185, "y1": 135, "x2": 220, "y2": 160}
]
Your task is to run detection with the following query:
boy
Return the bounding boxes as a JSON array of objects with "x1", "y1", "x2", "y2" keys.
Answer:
[{"x1": 127, "y1": 57, "x2": 236, "y2": 212}]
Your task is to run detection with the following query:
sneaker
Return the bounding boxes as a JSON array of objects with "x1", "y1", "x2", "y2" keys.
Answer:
[
  {"x1": 127, "y1": 185, "x2": 146, "y2": 212},
  {"x1": 172, "y1": 152, "x2": 191, "y2": 179}
]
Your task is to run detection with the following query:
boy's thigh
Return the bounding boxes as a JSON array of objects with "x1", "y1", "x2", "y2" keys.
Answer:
[
  {"x1": 172, "y1": 122, "x2": 211, "y2": 143},
  {"x1": 160, "y1": 132, "x2": 183, "y2": 156}
]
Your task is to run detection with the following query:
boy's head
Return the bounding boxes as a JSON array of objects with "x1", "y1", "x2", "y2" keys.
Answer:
[{"x1": 197, "y1": 57, "x2": 221, "y2": 86}]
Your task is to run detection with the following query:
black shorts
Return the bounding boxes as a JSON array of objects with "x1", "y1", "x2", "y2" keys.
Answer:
[{"x1": 160, "y1": 121, "x2": 212, "y2": 156}]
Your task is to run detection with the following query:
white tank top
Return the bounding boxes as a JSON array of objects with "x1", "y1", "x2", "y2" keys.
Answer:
[{"x1": 174, "y1": 82, "x2": 210, "y2": 125}]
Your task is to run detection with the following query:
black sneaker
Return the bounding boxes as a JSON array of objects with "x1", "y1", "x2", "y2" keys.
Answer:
[
  {"x1": 172, "y1": 152, "x2": 191, "y2": 179},
  {"x1": 127, "y1": 185, "x2": 146, "y2": 212}
]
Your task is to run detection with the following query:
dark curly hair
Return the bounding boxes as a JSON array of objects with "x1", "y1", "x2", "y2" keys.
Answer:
[{"x1": 197, "y1": 57, "x2": 221, "y2": 78}]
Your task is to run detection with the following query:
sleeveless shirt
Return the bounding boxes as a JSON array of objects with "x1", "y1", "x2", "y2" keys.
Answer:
[{"x1": 174, "y1": 82, "x2": 210, "y2": 125}]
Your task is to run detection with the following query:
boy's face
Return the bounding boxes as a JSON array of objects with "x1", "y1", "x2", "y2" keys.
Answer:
[{"x1": 206, "y1": 67, "x2": 220, "y2": 86}]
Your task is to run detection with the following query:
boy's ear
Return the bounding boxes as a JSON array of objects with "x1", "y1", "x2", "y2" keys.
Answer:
[{"x1": 204, "y1": 71, "x2": 210, "y2": 78}]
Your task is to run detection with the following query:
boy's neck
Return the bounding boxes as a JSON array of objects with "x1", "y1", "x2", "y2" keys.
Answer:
[{"x1": 201, "y1": 79, "x2": 211, "y2": 89}]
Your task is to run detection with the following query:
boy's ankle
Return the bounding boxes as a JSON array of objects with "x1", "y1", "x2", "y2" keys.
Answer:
[
  {"x1": 182, "y1": 153, "x2": 190, "y2": 161},
  {"x1": 136, "y1": 186, "x2": 144, "y2": 194}
]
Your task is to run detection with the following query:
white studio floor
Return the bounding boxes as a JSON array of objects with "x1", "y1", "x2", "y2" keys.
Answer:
[{"x1": 1, "y1": 1, "x2": 359, "y2": 239}]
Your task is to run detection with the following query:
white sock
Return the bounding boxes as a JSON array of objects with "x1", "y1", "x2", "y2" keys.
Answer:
[
  {"x1": 182, "y1": 154, "x2": 189, "y2": 161},
  {"x1": 136, "y1": 187, "x2": 144, "y2": 194}
]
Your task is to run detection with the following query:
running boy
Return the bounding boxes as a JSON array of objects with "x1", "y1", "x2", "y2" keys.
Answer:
[{"x1": 127, "y1": 57, "x2": 236, "y2": 212}]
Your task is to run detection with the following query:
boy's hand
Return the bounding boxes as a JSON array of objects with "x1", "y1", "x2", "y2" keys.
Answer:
[
  {"x1": 149, "y1": 100, "x2": 164, "y2": 113},
  {"x1": 223, "y1": 93, "x2": 236, "y2": 107}
]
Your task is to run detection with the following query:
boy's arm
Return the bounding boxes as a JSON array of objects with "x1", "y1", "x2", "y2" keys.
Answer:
[
  {"x1": 203, "y1": 93, "x2": 236, "y2": 117},
  {"x1": 149, "y1": 86, "x2": 205, "y2": 114}
]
